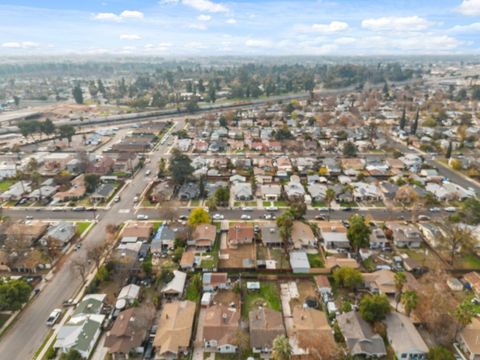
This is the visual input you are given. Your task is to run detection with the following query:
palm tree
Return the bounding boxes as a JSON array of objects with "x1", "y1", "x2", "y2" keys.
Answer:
[
  {"x1": 394, "y1": 272, "x2": 407, "y2": 310},
  {"x1": 325, "y1": 188, "x2": 336, "y2": 220},
  {"x1": 272, "y1": 335, "x2": 292, "y2": 360},
  {"x1": 401, "y1": 290, "x2": 418, "y2": 316}
]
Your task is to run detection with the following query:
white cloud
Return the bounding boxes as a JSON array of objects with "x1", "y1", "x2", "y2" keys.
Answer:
[
  {"x1": 361, "y1": 16, "x2": 431, "y2": 31},
  {"x1": 120, "y1": 34, "x2": 142, "y2": 40},
  {"x1": 335, "y1": 37, "x2": 356, "y2": 45},
  {"x1": 93, "y1": 10, "x2": 144, "y2": 22},
  {"x1": 197, "y1": 14, "x2": 212, "y2": 21},
  {"x1": 2, "y1": 41, "x2": 39, "y2": 49},
  {"x1": 159, "y1": 0, "x2": 180, "y2": 4},
  {"x1": 226, "y1": 18, "x2": 237, "y2": 24},
  {"x1": 311, "y1": 21, "x2": 349, "y2": 33},
  {"x1": 457, "y1": 0, "x2": 480, "y2": 16},
  {"x1": 182, "y1": 0, "x2": 228, "y2": 13},
  {"x1": 449, "y1": 22, "x2": 480, "y2": 33},
  {"x1": 189, "y1": 23, "x2": 208, "y2": 30},
  {"x1": 245, "y1": 38, "x2": 273, "y2": 48}
]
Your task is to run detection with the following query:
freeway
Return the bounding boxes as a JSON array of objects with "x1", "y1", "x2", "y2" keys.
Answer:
[{"x1": 0, "y1": 119, "x2": 184, "y2": 360}]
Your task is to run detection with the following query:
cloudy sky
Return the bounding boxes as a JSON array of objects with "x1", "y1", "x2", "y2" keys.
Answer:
[{"x1": 0, "y1": 0, "x2": 480, "y2": 55}]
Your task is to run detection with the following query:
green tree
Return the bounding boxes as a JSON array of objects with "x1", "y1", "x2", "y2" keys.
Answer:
[
  {"x1": 84, "y1": 174, "x2": 100, "y2": 193},
  {"x1": 157, "y1": 158, "x2": 166, "y2": 178},
  {"x1": 347, "y1": 214, "x2": 371, "y2": 253},
  {"x1": 214, "y1": 187, "x2": 230, "y2": 207},
  {"x1": 276, "y1": 212, "x2": 294, "y2": 244},
  {"x1": 188, "y1": 207, "x2": 210, "y2": 226},
  {"x1": 0, "y1": 279, "x2": 32, "y2": 311},
  {"x1": 359, "y1": 294, "x2": 391, "y2": 323},
  {"x1": 459, "y1": 198, "x2": 480, "y2": 225},
  {"x1": 427, "y1": 346, "x2": 455, "y2": 360},
  {"x1": 394, "y1": 272, "x2": 407, "y2": 310},
  {"x1": 41, "y1": 118, "x2": 56, "y2": 138},
  {"x1": 169, "y1": 149, "x2": 193, "y2": 184},
  {"x1": 185, "y1": 100, "x2": 199, "y2": 113},
  {"x1": 411, "y1": 108, "x2": 419, "y2": 135},
  {"x1": 445, "y1": 141, "x2": 452, "y2": 159},
  {"x1": 325, "y1": 188, "x2": 336, "y2": 220},
  {"x1": 454, "y1": 301, "x2": 475, "y2": 337},
  {"x1": 97, "y1": 79, "x2": 106, "y2": 97},
  {"x1": 333, "y1": 267, "x2": 364, "y2": 291},
  {"x1": 401, "y1": 290, "x2": 418, "y2": 316},
  {"x1": 399, "y1": 107, "x2": 407, "y2": 130},
  {"x1": 208, "y1": 82, "x2": 216, "y2": 103},
  {"x1": 342, "y1": 141, "x2": 357, "y2": 157},
  {"x1": 288, "y1": 199, "x2": 306, "y2": 220},
  {"x1": 72, "y1": 84, "x2": 84, "y2": 104},
  {"x1": 272, "y1": 335, "x2": 292, "y2": 360},
  {"x1": 57, "y1": 125, "x2": 76, "y2": 145},
  {"x1": 60, "y1": 349, "x2": 82, "y2": 360}
]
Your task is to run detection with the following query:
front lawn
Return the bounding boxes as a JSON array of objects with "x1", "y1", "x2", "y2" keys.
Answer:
[
  {"x1": 274, "y1": 200, "x2": 289, "y2": 207},
  {"x1": 263, "y1": 201, "x2": 272, "y2": 207},
  {"x1": 75, "y1": 221, "x2": 92, "y2": 236},
  {"x1": 0, "y1": 179, "x2": 15, "y2": 192},
  {"x1": 312, "y1": 201, "x2": 327, "y2": 208},
  {"x1": 307, "y1": 253, "x2": 324, "y2": 268},
  {"x1": 242, "y1": 282, "x2": 281, "y2": 319},
  {"x1": 340, "y1": 201, "x2": 358, "y2": 208}
]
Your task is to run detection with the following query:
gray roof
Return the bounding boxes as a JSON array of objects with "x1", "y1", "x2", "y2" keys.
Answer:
[
  {"x1": 92, "y1": 183, "x2": 115, "y2": 198},
  {"x1": 289, "y1": 251, "x2": 310, "y2": 270},
  {"x1": 261, "y1": 226, "x2": 282, "y2": 245},
  {"x1": 337, "y1": 311, "x2": 387, "y2": 357},
  {"x1": 385, "y1": 313, "x2": 428, "y2": 356},
  {"x1": 43, "y1": 221, "x2": 76, "y2": 244}
]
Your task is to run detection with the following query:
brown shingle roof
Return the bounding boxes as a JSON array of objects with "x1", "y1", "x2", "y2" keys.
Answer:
[{"x1": 249, "y1": 308, "x2": 285, "y2": 349}]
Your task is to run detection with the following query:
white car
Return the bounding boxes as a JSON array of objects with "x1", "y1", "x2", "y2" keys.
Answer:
[
  {"x1": 137, "y1": 214, "x2": 149, "y2": 220},
  {"x1": 46, "y1": 308, "x2": 62, "y2": 326},
  {"x1": 213, "y1": 214, "x2": 224, "y2": 220},
  {"x1": 418, "y1": 215, "x2": 431, "y2": 221},
  {"x1": 241, "y1": 206, "x2": 253, "y2": 211},
  {"x1": 318, "y1": 207, "x2": 329, "y2": 212},
  {"x1": 145, "y1": 169, "x2": 151, "y2": 176},
  {"x1": 429, "y1": 207, "x2": 441, "y2": 213},
  {"x1": 266, "y1": 206, "x2": 278, "y2": 211},
  {"x1": 240, "y1": 214, "x2": 252, "y2": 220},
  {"x1": 445, "y1": 207, "x2": 457, "y2": 213}
]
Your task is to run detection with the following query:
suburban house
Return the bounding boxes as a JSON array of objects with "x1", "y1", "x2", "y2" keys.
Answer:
[
  {"x1": 203, "y1": 304, "x2": 240, "y2": 353},
  {"x1": 161, "y1": 270, "x2": 187, "y2": 298},
  {"x1": 151, "y1": 224, "x2": 176, "y2": 256},
  {"x1": 369, "y1": 228, "x2": 390, "y2": 250},
  {"x1": 290, "y1": 251, "x2": 310, "y2": 274},
  {"x1": 180, "y1": 251, "x2": 196, "y2": 271},
  {"x1": 260, "y1": 184, "x2": 282, "y2": 201},
  {"x1": 55, "y1": 294, "x2": 106, "y2": 359},
  {"x1": 249, "y1": 307, "x2": 285, "y2": 354},
  {"x1": 337, "y1": 311, "x2": 387, "y2": 358},
  {"x1": 457, "y1": 317, "x2": 480, "y2": 360},
  {"x1": 5, "y1": 221, "x2": 48, "y2": 246},
  {"x1": 90, "y1": 183, "x2": 115, "y2": 203},
  {"x1": 307, "y1": 183, "x2": 328, "y2": 201},
  {"x1": 363, "y1": 269, "x2": 417, "y2": 295},
  {"x1": 291, "y1": 221, "x2": 317, "y2": 249},
  {"x1": 291, "y1": 306, "x2": 336, "y2": 358},
  {"x1": 105, "y1": 307, "x2": 154, "y2": 359},
  {"x1": 54, "y1": 174, "x2": 86, "y2": 202},
  {"x1": 202, "y1": 272, "x2": 230, "y2": 292},
  {"x1": 121, "y1": 222, "x2": 153, "y2": 243},
  {"x1": 385, "y1": 313, "x2": 428, "y2": 360},
  {"x1": 285, "y1": 175, "x2": 305, "y2": 200},
  {"x1": 0, "y1": 181, "x2": 32, "y2": 201},
  {"x1": 227, "y1": 223, "x2": 254, "y2": 248},
  {"x1": 388, "y1": 223, "x2": 424, "y2": 248},
  {"x1": 153, "y1": 301, "x2": 196, "y2": 359},
  {"x1": 232, "y1": 182, "x2": 253, "y2": 201},
  {"x1": 260, "y1": 226, "x2": 283, "y2": 247},
  {"x1": 190, "y1": 224, "x2": 216, "y2": 250},
  {"x1": 178, "y1": 182, "x2": 200, "y2": 201},
  {"x1": 116, "y1": 284, "x2": 141, "y2": 308},
  {"x1": 320, "y1": 223, "x2": 350, "y2": 250},
  {"x1": 149, "y1": 181, "x2": 174, "y2": 203},
  {"x1": 39, "y1": 221, "x2": 76, "y2": 247}
]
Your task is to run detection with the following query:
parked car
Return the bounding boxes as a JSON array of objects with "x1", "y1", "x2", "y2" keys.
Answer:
[
  {"x1": 242, "y1": 206, "x2": 253, "y2": 211},
  {"x1": 213, "y1": 213, "x2": 224, "y2": 220},
  {"x1": 418, "y1": 215, "x2": 431, "y2": 221},
  {"x1": 429, "y1": 207, "x2": 441, "y2": 213},
  {"x1": 114, "y1": 196, "x2": 120, "y2": 202},
  {"x1": 73, "y1": 206, "x2": 86, "y2": 212},
  {"x1": 315, "y1": 215, "x2": 327, "y2": 220},
  {"x1": 318, "y1": 207, "x2": 329, "y2": 212},
  {"x1": 241, "y1": 214, "x2": 252, "y2": 220},
  {"x1": 137, "y1": 214, "x2": 149, "y2": 220},
  {"x1": 46, "y1": 309, "x2": 62, "y2": 326},
  {"x1": 179, "y1": 215, "x2": 188, "y2": 220},
  {"x1": 133, "y1": 196, "x2": 139, "y2": 203},
  {"x1": 266, "y1": 206, "x2": 278, "y2": 211},
  {"x1": 342, "y1": 207, "x2": 353, "y2": 211},
  {"x1": 25, "y1": 215, "x2": 33, "y2": 220},
  {"x1": 145, "y1": 169, "x2": 151, "y2": 176},
  {"x1": 445, "y1": 207, "x2": 456, "y2": 212}
]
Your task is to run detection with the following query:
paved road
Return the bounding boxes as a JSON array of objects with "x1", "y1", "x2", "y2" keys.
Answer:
[{"x1": 0, "y1": 119, "x2": 184, "y2": 360}]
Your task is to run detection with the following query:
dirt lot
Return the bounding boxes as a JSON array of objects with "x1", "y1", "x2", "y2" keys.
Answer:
[
  {"x1": 219, "y1": 243, "x2": 256, "y2": 269},
  {"x1": 214, "y1": 290, "x2": 240, "y2": 308},
  {"x1": 289, "y1": 278, "x2": 318, "y2": 309}
]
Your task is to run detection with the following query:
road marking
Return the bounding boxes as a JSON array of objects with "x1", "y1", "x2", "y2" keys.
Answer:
[{"x1": 119, "y1": 209, "x2": 130, "y2": 214}]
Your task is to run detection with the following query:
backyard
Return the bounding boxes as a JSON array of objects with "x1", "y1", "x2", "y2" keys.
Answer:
[{"x1": 242, "y1": 282, "x2": 281, "y2": 319}]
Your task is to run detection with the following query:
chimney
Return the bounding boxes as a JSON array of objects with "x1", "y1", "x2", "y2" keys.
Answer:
[
  {"x1": 222, "y1": 313, "x2": 228, "y2": 324},
  {"x1": 165, "y1": 314, "x2": 169, "y2": 319}
]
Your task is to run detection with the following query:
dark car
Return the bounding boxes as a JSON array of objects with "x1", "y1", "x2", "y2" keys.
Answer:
[{"x1": 342, "y1": 207, "x2": 352, "y2": 211}]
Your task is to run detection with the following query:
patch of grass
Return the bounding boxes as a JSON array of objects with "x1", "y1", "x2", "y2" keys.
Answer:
[
  {"x1": 0, "y1": 179, "x2": 15, "y2": 192},
  {"x1": 263, "y1": 201, "x2": 272, "y2": 207},
  {"x1": 75, "y1": 221, "x2": 92, "y2": 236},
  {"x1": 274, "y1": 200, "x2": 289, "y2": 207},
  {"x1": 460, "y1": 253, "x2": 480, "y2": 269},
  {"x1": 362, "y1": 257, "x2": 376, "y2": 272},
  {"x1": 312, "y1": 201, "x2": 327, "y2": 208},
  {"x1": 152, "y1": 222, "x2": 163, "y2": 233},
  {"x1": 190, "y1": 199, "x2": 200, "y2": 206},
  {"x1": 307, "y1": 253, "x2": 324, "y2": 268},
  {"x1": 243, "y1": 282, "x2": 281, "y2": 319},
  {"x1": 32, "y1": 330, "x2": 54, "y2": 359},
  {"x1": 340, "y1": 201, "x2": 358, "y2": 207}
]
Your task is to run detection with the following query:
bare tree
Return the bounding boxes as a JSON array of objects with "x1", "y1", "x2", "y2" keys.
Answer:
[
  {"x1": 438, "y1": 224, "x2": 475, "y2": 266},
  {"x1": 158, "y1": 203, "x2": 178, "y2": 223},
  {"x1": 71, "y1": 256, "x2": 89, "y2": 284},
  {"x1": 87, "y1": 244, "x2": 106, "y2": 270}
]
